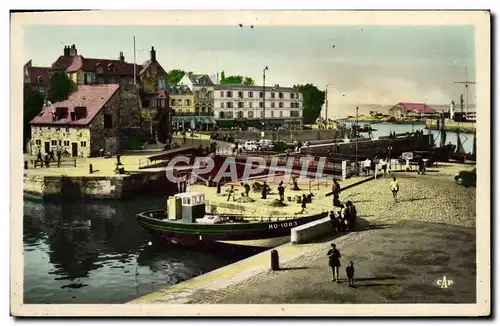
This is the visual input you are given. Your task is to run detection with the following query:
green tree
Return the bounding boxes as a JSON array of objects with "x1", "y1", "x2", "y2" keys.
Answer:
[
  {"x1": 298, "y1": 84, "x2": 325, "y2": 124},
  {"x1": 167, "y1": 69, "x2": 185, "y2": 86},
  {"x1": 47, "y1": 72, "x2": 76, "y2": 103},
  {"x1": 220, "y1": 70, "x2": 226, "y2": 82},
  {"x1": 23, "y1": 84, "x2": 45, "y2": 147},
  {"x1": 243, "y1": 77, "x2": 255, "y2": 85}
]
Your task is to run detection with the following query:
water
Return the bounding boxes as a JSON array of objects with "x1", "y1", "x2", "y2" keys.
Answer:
[
  {"x1": 344, "y1": 122, "x2": 475, "y2": 154},
  {"x1": 23, "y1": 197, "x2": 260, "y2": 304}
]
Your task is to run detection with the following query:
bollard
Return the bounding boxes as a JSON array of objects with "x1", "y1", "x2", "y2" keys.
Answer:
[
  {"x1": 24, "y1": 161, "x2": 28, "y2": 170},
  {"x1": 73, "y1": 159, "x2": 77, "y2": 167},
  {"x1": 89, "y1": 164, "x2": 93, "y2": 174},
  {"x1": 270, "y1": 249, "x2": 280, "y2": 271}
]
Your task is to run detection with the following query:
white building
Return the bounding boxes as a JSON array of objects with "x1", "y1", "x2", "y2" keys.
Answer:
[{"x1": 213, "y1": 84, "x2": 303, "y2": 128}]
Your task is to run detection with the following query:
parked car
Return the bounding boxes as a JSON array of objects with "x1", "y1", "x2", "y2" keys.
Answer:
[
  {"x1": 259, "y1": 139, "x2": 274, "y2": 150},
  {"x1": 243, "y1": 141, "x2": 259, "y2": 151},
  {"x1": 454, "y1": 167, "x2": 476, "y2": 187}
]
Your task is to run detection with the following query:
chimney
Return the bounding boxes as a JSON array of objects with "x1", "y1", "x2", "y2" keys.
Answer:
[
  {"x1": 63, "y1": 46, "x2": 70, "y2": 56},
  {"x1": 69, "y1": 44, "x2": 77, "y2": 56},
  {"x1": 119, "y1": 51, "x2": 125, "y2": 62},
  {"x1": 150, "y1": 46, "x2": 156, "y2": 62}
]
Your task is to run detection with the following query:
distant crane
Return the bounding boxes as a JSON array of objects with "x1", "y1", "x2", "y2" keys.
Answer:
[{"x1": 454, "y1": 67, "x2": 476, "y2": 115}]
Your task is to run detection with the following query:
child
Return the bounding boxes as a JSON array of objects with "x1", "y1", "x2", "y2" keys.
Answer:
[
  {"x1": 346, "y1": 261, "x2": 355, "y2": 287},
  {"x1": 390, "y1": 176, "x2": 399, "y2": 202}
]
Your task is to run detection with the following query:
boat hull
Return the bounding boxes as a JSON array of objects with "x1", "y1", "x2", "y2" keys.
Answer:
[{"x1": 136, "y1": 211, "x2": 328, "y2": 246}]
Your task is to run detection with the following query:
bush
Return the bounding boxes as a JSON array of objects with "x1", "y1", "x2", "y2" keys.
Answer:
[{"x1": 273, "y1": 141, "x2": 294, "y2": 152}]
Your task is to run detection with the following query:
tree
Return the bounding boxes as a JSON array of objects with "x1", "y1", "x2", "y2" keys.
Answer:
[
  {"x1": 23, "y1": 84, "x2": 45, "y2": 147},
  {"x1": 298, "y1": 84, "x2": 325, "y2": 124},
  {"x1": 47, "y1": 72, "x2": 76, "y2": 103},
  {"x1": 221, "y1": 74, "x2": 244, "y2": 85},
  {"x1": 167, "y1": 69, "x2": 185, "y2": 86},
  {"x1": 220, "y1": 70, "x2": 226, "y2": 82},
  {"x1": 243, "y1": 77, "x2": 255, "y2": 85}
]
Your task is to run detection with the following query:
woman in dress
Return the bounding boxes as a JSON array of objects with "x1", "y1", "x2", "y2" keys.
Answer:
[{"x1": 327, "y1": 243, "x2": 342, "y2": 282}]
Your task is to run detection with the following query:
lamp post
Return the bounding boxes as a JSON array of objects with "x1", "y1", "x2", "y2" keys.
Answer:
[
  {"x1": 355, "y1": 106, "x2": 359, "y2": 168},
  {"x1": 325, "y1": 84, "x2": 330, "y2": 128},
  {"x1": 262, "y1": 66, "x2": 268, "y2": 130}
]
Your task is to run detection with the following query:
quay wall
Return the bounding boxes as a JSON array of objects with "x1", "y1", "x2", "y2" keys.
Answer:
[
  {"x1": 23, "y1": 171, "x2": 172, "y2": 200},
  {"x1": 291, "y1": 216, "x2": 332, "y2": 244},
  {"x1": 200, "y1": 130, "x2": 342, "y2": 142}
]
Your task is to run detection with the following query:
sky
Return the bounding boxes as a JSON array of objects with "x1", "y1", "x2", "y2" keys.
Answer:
[{"x1": 22, "y1": 25, "x2": 476, "y2": 118}]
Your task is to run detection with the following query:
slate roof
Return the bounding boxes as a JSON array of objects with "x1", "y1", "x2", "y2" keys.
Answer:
[
  {"x1": 396, "y1": 102, "x2": 437, "y2": 114},
  {"x1": 186, "y1": 73, "x2": 214, "y2": 86},
  {"x1": 168, "y1": 85, "x2": 193, "y2": 95},
  {"x1": 30, "y1": 84, "x2": 120, "y2": 126}
]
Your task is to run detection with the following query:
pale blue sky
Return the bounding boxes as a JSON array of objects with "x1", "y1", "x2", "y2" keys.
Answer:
[{"x1": 23, "y1": 25, "x2": 475, "y2": 115}]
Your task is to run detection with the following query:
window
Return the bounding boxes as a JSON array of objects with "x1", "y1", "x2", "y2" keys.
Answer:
[
  {"x1": 271, "y1": 111, "x2": 274, "y2": 118},
  {"x1": 219, "y1": 112, "x2": 224, "y2": 118},
  {"x1": 58, "y1": 140, "x2": 62, "y2": 146},
  {"x1": 296, "y1": 93, "x2": 300, "y2": 99},
  {"x1": 35, "y1": 139, "x2": 41, "y2": 146},
  {"x1": 237, "y1": 111, "x2": 243, "y2": 118},
  {"x1": 51, "y1": 140, "x2": 57, "y2": 146},
  {"x1": 248, "y1": 111, "x2": 254, "y2": 118},
  {"x1": 279, "y1": 92, "x2": 283, "y2": 99},
  {"x1": 221, "y1": 102, "x2": 225, "y2": 109},
  {"x1": 226, "y1": 102, "x2": 233, "y2": 108},
  {"x1": 259, "y1": 102, "x2": 263, "y2": 108},
  {"x1": 279, "y1": 102, "x2": 283, "y2": 108},
  {"x1": 156, "y1": 99, "x2": 163, "y2": 107},
  {"x1": 271, "y1": 102, "x2": 275, "y2": 108},
  {"x1": 249, "y1": 102, "x2": 253, "y2": 108},
  {"x1": 259, "y1": 92, "x2": 263, "y2": 98},
  {"x1": 220, "y1": 91, "x2": 224, "y2": 98},
  {"x1": 63, "y1": 140, "x2": 70, "y2": 146},
  {"x1": 290, "y1": 93, "x2": 295, "y2": 99},
  {"x1": 238, "y1": 91, "x2": 243, "y2": 98},
  {"x1": 80, "y1": 141, "x2": 87, "y2": 147},
  {"x1": 226, "y1": 91, "x2": 233, "y2": 98},
  {"x1": 271, "y1": 92, "x2": 275, "y2": 98},
  {"x1": 249, "y1": 92, "x2": 253, "y2": 98},
  {"x1": 104, "y1": 114, "x2": 113, "y2": 129},
  {"x1": 291, "y1": 111, "x2": 300, "y2": 117},
  {"x1": 226, "y1": 111, "x2": 234, "y2": 118},
  {"x1": 280, "y1": 111, "x2": 283, "y2": 117},
  {"x1": 238, "y1": 102, "x2": 244, "y2": 108},
  {"x1": 185, "y1": 99, "x2": 191, "y2": 106},
  {"x1": 157, "y1": 78, "x2": 166, "y2": 90}
]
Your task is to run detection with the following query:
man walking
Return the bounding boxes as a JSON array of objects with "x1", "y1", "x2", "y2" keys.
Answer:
[
  {"x1": 278, "y1": 181, "x2": 285, "y2": 202},
  {"x1": 332, "y1": 179, "x2": 341, "y2": 207}
]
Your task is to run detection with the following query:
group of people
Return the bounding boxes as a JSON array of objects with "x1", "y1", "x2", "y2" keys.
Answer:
[
  {"x1": 361, "y1": 156, "x2": 388, "y2": 176},
  {"x1": 329, "y1": 200, "x2": 357, "y2": 233},
  {"x1": 327, "y1": 243, "x2": 355, "y2": 287},
  {"x1": 35, "y1": 149, "x2": 62, "y2": 168}
]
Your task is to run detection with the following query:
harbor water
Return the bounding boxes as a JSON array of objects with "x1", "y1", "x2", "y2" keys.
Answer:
[
  {"x1": 345, "y1": 122, "x2": 475, "y2": 154},
  {"x1": 23, "y1": 197, "x2": 263, "y2": 304}
]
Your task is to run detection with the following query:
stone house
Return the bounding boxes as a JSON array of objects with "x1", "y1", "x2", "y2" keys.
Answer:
[
  {"x1": 23, "y1": 60, "x2": 50, "y2": 97},
  {"x1": 178, "y1": 73, "x2": 214, "y2": 116},
  {"x1": 388, "y1": 102, "x2": 437, "y2": 119},
  {"x1": 29, "y1": 83, "x2": 141, "y2": 158}
]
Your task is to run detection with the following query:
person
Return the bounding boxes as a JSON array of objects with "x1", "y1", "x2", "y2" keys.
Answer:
[
  {"x1": 329, "y1": 210, "x2": 336, "y2": 231},
  {"x1": 363, "y1": 158, "x2": 371, "y2": 175},
  {"x1": 291, "y1": 176, "x2": 301, "y2": 191},
  {"x1": 241, "y1": 182, "x2": 251, "y2": 197},
  {"x1": 299, "y1": 194, "x2": 307, "y2": 213},
  {"x1": 261, "y1": 181, "x2": 269, "y2": 199},
  {"x1": 277, "y1": 181, "x2": 285, "y2": 202},
  {"x1": 346, "y1": 261, "x2": 355, "y2": 287},
  {"x1": 417, "y1": 158, "x2": 424, "y2": 174},
  {"x1": 56, "y1": 150, "x2": 62, "y2": 167},
  {"x1": 390, "y1": 176, "x2": 399, "y2": 202},
  {"x1": 216, "y1": 180, "x2": 222, "y2": 196},
  {"x1": 332, "y1": 179, "x2": 341, "y2": 207},
  {"x1": 36, "y1": 151, "x2": 42, "y2": 167},
  {"x1": 380, "y1": 157, "x2": 387, "y2": 176},
  {"x1": 327, "y1": 243, "x2": 342, "y2": 282},
  {"x1": 226, "y1": 185, "x2": 235, "y2": 201},
  {"x1": 344, "y1": 201, "x2": 357, "y2": 231},
  {"x1": 49, "y1": 149, "x2": 55, "y2": 162}
]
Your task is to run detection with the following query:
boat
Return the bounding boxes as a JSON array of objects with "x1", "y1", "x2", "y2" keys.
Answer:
[{"x1": 136, "y1": 191, "x2": 328, "y2": 246}]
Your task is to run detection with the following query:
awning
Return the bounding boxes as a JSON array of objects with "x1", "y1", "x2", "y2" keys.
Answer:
[
  {"x1": 172, "y1": 116, "x2": 216, "y2": 124},
  {"x1": 217, "y1": 120, "x2": 236, "y2": 128}
]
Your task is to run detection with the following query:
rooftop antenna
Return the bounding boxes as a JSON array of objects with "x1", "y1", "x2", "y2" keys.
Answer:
[{"x1": 454, "y1": 66, "x2": 476, "y2": 115}]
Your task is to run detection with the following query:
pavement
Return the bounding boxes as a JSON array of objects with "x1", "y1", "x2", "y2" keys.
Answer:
[{"x1": 130, "y1": 163, "x2": 476, "y2": 304}]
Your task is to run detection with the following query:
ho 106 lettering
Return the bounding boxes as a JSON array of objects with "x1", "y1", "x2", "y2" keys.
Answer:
[{"x1": 269, "y1": 221, "x2": 299, "y2": 230}]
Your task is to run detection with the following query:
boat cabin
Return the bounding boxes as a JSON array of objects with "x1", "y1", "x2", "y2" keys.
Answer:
[{"x1": 168, "y1": 192, "x2": 206, "y2": 223}]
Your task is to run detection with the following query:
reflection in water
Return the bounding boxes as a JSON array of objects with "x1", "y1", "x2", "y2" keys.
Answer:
[{"x1": 23, "y1": 197, "x2": 259, "y2": 304}]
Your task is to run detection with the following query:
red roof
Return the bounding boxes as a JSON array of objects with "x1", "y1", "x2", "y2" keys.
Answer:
[
  {"x1": 397, "y1": 102, "x2": 436, "y2": 114},
  {"x1": 51, "y1": 55, "x2": 143, "y2": 76},
  {"x1": 30, "y1": 84, "x2": 120, "y2": 126}
]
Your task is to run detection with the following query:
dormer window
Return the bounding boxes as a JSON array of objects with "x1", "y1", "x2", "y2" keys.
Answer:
[
  {"x1": 74, "y1": 106, "x2": 88, "y2": 120},
  {"x1": 37, "y1": 76, "x2": 44, "y2": 86},
  {"x1": 107, "y1": 63, "x2": 116, "y2": 73},
  {"x1": 96, "y1": 63, "x2": 104, "y2": 74},
  {"x1": 54, "y1": 107, "x2": 69, "y2": 120}
]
